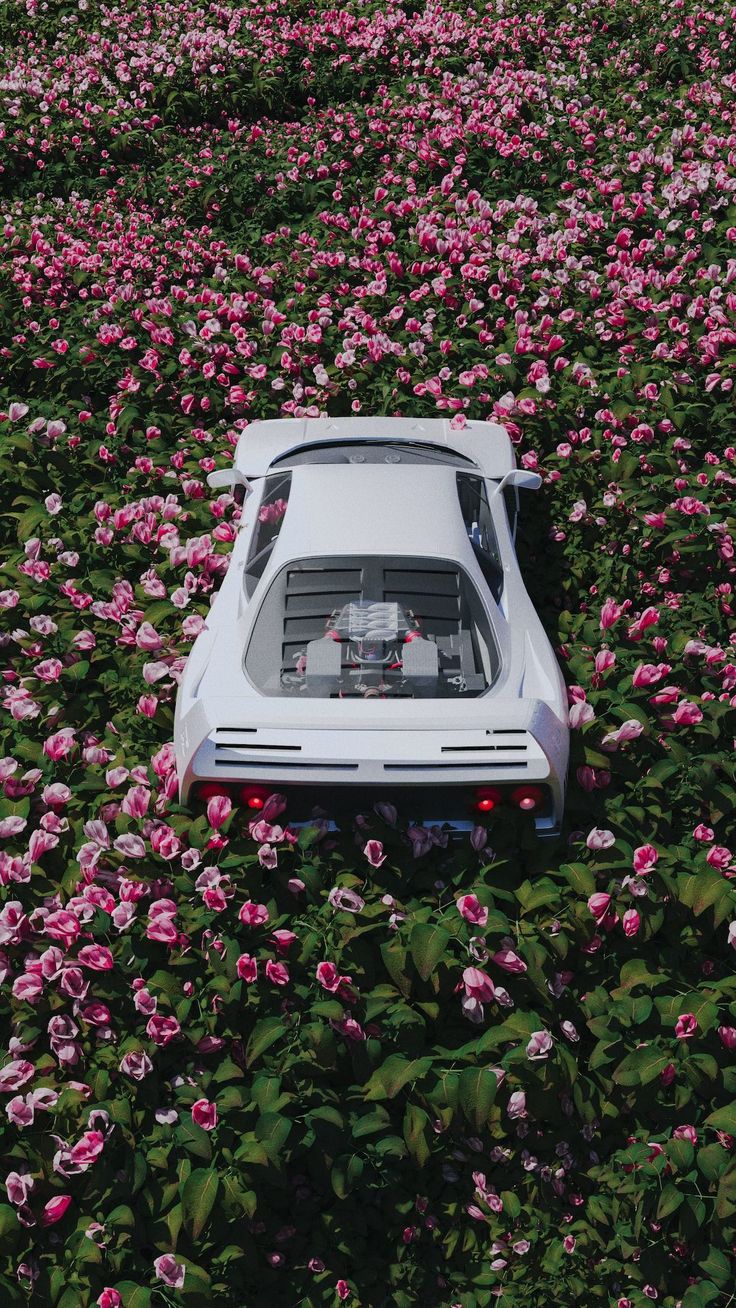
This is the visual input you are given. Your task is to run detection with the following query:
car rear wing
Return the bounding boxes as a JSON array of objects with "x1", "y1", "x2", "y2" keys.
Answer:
[{"x1": 206, "y1": 416, "x2": 520, "y2": 485}]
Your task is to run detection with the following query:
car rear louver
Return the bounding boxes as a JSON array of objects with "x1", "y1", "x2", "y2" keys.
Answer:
[{"x1": 279, "y1": 559, "x2": 489, "y2": 694}]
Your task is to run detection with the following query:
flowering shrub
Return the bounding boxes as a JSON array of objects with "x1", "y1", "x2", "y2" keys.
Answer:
[{"x1": 0, "y1": 0, "x2": 735, "y2": 1304}]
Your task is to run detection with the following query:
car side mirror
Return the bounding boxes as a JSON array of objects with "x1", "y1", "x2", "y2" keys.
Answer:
[
  {"x1": 491, "y1": 469, "x2": 542, "y2": 495},
  {"x1": 207, "y1": 468, "x2": 254, "y2": 496}
]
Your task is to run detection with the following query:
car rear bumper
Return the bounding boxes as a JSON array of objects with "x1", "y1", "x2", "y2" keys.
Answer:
[{"x1": 177, "y1": 707, "x2": 568, "y2": 836}]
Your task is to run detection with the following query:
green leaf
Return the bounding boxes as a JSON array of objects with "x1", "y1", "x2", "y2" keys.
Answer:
[
  {"x1": 409, "y1": 922, "x2": 450, "y2": 981},
  {"x1": 352, "y1": 1108, "x2": 391, "y2": 1139},
  {"x1": 254, "y1": 1111, "x2": 292, "y2": 1153},
  {"x1": 181, "y1": 1167, "x2": 220, "y2": 1240},
  {"x1": 0, "y1": 1205, "x2": 18, "y2": 1237},
  {"x1": 656, "y1": 1182, "x2": 684, "y2": 1219},
  {"x1": 363, "y1": 1055, "x2": 433, "y2": 1101},
  {"x1": 698, "y1": 1245, "x2": 731, "y2": 1287},
  {"x1": 245, "y1": 1018, "x2": 284, "y2": 1067},
  {"x1": 697, "y1": 1143, "x2": 729, "y2": 1182},
  {"x1": 458, "y1": 1067, "x2": 498, "y2": 1130},
  {"x1": 331, "y1": 1153, "x2": 364, "y2": 1199},
  {"x1": 611, "y1": 959, "x2": 666, "y2": 995},
  {"x1": 403, "y1": 1104, "x2": 431, "y2": 1166},
  {"x1": 704, "y1": 1105, "x2": 736, "y2": 1133},
  {"x1": 112, "y1": 1284, "x2": 152, "y2": 1308},
  {"x1": 561, "y1": 862, "x2": 596, "y2": 896},
  {"x1": 612, "y1": 1046, "x2": 669, "y2": 1086},
  {"x1": 716, "y1": 1165, "x2": 736, "y2": 1219}
]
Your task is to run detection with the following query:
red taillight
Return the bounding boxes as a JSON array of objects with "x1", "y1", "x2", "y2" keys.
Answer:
[
  {"x1": 510, "y1": 785, "x2": 545, "y2": 812},
  {"x1": 193, "y1": 782, "x2": 233, "y2": 802},
  {"x1": 475, "y1": 787, "x2": 503, "y2": 813},
  {"x1": 239, "y1": 785, "x2": 268, "y2": 810}
]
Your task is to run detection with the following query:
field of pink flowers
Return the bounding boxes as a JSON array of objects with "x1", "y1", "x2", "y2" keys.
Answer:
[{"x1": 0, "y1": 0, "x2": 734, "y2": 1304}]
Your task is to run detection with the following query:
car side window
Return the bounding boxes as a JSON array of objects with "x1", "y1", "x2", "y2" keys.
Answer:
[
  {"x1": 244, "y1": 473, "x2": 291, "y2": 597},
  {"x1": 456, "y1": 474, "x2": 503, "y2": 600}
]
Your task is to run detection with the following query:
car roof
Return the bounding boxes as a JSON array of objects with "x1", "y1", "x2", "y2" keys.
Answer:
[
  {"x1": 234, "y1": 416, "x2": 515, "y2": 480},
  {"x1": 266, "y1": 463, "x2": 475, "y2": 566}
]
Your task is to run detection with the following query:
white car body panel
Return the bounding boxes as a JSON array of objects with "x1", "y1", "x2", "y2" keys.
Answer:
[{"x1": 174, "y1": 418, "x2": 569, "y2": 836}]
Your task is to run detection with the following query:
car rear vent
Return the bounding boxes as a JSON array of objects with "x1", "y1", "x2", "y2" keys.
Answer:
[
  {"x1": 440, "y1": 743, "x2": 528, "y2": 753},
  {"x1": 384, "y1": 762, "x2": 528, "y2": 772},
  {"x1": 214, "y1": 760, "x2": 359, "y2": 771},
  {"x1": 282, "y1": 566, "x2": 363, "y2": 667},
  {"x1": 217, "y1": 742, "x2": 302, "y2": 752},
  {"x1": 383, "y1": 565, "x2": 461, "y2": 636},
  {"x1": 215, "y1": 732, "x2": 301, "y2": 754}
]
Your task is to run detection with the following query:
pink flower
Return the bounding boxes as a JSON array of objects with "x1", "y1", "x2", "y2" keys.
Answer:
[
  {"x1": 120, "y1": 1051, "x2": 153, "y2": 1080},
  {"x1": 69, "y1": 1130, "x2": 105, "y2": 1168},
  {"x1": 336, "y1": 1281, "x2": 351, "y2": 1302},
  {"x1": 316, "y1": 962, "x2": 341, "y2": 991},
  {"x1": 586, "y1": 828, "x2": 615, "y2": 850},
  {"x1": 236, "y1": 954, "x2": 258, "y2": 982},
  {"x1": 693, "y1": 823, "x2": 714, "y2": 842},
  {"x1": 594, "y1": 649, "x2": 616, "y2": 673},
  {"x1": 672, "y1": 700, "x2": 704, "y2": 725},
  {"x1": 77, "y1": 945, "x2": 113, "y2": 971},
  {"x1": 5, "y1": 1170, "x2": 34, "y2": 1205},
  {"x1": 41, "y1": 1194, "x2": 72, "y2": 1225},
  {"x1": 113, "y1": 833, "x2": 146, "y2": 858},
  {"x1": 599, "y1": 597, "x2": 625, "y2": 630},
  {"x1": 0, "y1": 1060, "x2": 35, "y2": 1092},
  {"x1": 97, "y1": 1292, "x2": 122, "y2": 1308},
  {"x1": 191, "y1": 1099, "x2": 218, "y2": 1131},
  {"x1": 146, "y1": 1015, "x2": 180, "y2": 1046},
  {"x1": 491, "y1": 948, "x2": 527, "y2": 975},
  {"x1": 239, "y1": 901, "x2": 269, "y2": 927},
  {"x1": 146, "y1": 912, "x2": 178, "y2": 944},
  {"x1": 207, "y1": 794, "x2": 232, "y2": 829},
  {"x1": 6, "y1": 1096, "x2": 34, "y2": 1127},
  {"x1": 587, "y1": 892, "x2": 612, "y2": 923},
  {"x1": 363, "y1": 839, "x2": 387, "y2": 867},
  {"x1": 568, "y1": 701, "x2": 595, "y2": 728},
  {"x1": 526, "y1": 1030, "x2": 553, "y2": 1060},
  {"x1": 622, "y1": 909, "x2": 640, "y2": 937},
  {"x1": 457, "y1": 894, "x2": 488, "y2": 926},
  {"x1": 265, "y1": 960, "x2": 289, "y2": 986},
  {"x1": 135, "y1": 622, "x2": 164, "y2": 651},
  {"x1": 601, "y1": 719, "x2": 644, "y2": 747},
  {"x1": 462, "y1": 967, "x2": 495, "y2": 1003},
  {"x1": 507, "y1": 1090, "x2": 527, "y2": 1119},
  {"x1": 632, "y1": 662, "x2": 670, "y2": 688},
  {"x1": 675, "y1": 1013, "x2": 697, "y2": 1039},
  {"x1": 43, "y1": 728, "x2": 76, "y2": 761},
  {"x1": 706, "y1": 846, "x2": 732, "y2": 869},
  {"x1": 154, "y1": 1254, "x2": 186, "y2": 1288},
  {"x1": 627, "y1": 606, "x2": 660, "y2": 639},
  {"x1": 718, "y1": 1026, "x2": 736, "y2": 1050},
  {"x1": 633, "y1": 845, "x2": 658, "y2": 874}
]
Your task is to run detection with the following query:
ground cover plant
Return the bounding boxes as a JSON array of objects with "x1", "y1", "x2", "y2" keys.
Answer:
[{"x1": 0, "y1": 0, "x2": 735, "y2": 1303}]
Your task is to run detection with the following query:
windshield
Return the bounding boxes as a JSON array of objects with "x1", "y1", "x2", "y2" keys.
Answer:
[{"x1": 244, "y1": 555, "x2": 500, "y2": 699}]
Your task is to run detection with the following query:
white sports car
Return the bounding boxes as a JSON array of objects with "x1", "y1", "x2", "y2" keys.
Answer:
[{"x1": 174, "y1": 417, "x2": 569, "y2": 837}]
